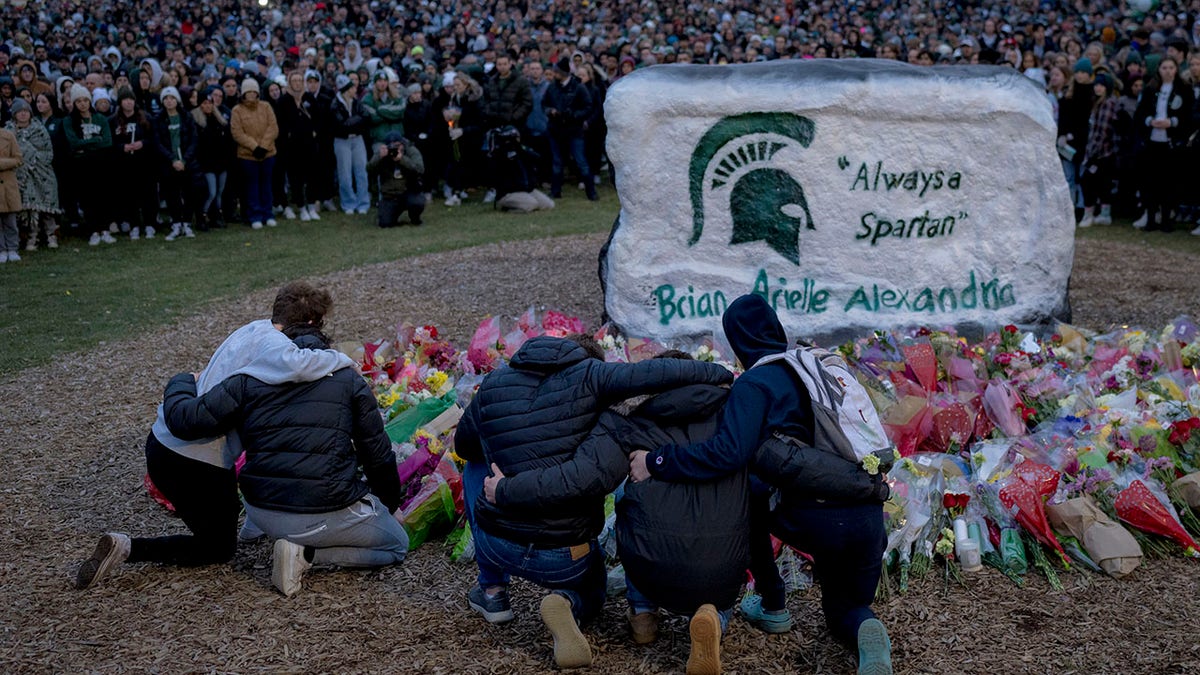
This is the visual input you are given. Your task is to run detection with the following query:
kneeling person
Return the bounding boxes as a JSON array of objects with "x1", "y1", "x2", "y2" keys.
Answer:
[
  {"x1": 163, "y1": 294, "x2": 407, "y2": 597},
  {"x1": 369, "y1": 132, "x2": 425, "y2": 227}
]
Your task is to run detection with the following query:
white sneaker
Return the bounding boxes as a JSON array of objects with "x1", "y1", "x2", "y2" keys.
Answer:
[
  {"x1": 483, "y1": 189, "x2": 497, "y2": 204},
  {"x1": 6, "y1": 250, "x2": 19, "y2": 262},
  {"x1": 272, "y1": 205, "x2": 284, "y2": 215},
  {"x1": 424, "y1": 192, "x2": 432, "y2": 204},
  {"x1": 444, "y1": 195, "x2": 460, "y2": 206},
  {"x1": 355, "y1": 207, "x2": 369, "y2": 215},
  {"x1": 299, "y1": 207, "x2": 312, "y2": 222},
  {"x1": 165, "y1": 223, "x2": 182, "y2": 241},
  {"x1": 129, "y1": 227, "x2": 141, "y2": 240},
  {"x1": 74, "y1": 533, "x2": 131, "y2": 589},
  {"x1": 342, "y1": 209, "x2": 355, "y2": 215},
  {"x1": 577, "y1": 182, "x2": 585, "y2": 190},
  {"x1": 183, "y1": 224, "x2": 195, "y2": 238},
  {"x1": 250, "y1": 221, "x2": 263, "y2": 230},
  {"x1": 1191, "y1": 224, "x2": 1200, "y2": 236},
  {"x1": 120, "y1": 221, "x2": 131, "y2": 233},
  {"x1": 271, "y1": 539, "x2": 312, "y2": 597},
  {"x1": 442, "y1": 185, "x2": 453, "y2": 199},
  {"x1": 25, "y1": 239, "x2": 37, "y2": 252},
  {"x1": 144, "y1": 226, "x2": 155, "y2": 239},
  {"x1": 88, "y1": 232, "x2": 101, "y2": 246},
  {"x1": 266, "y1": 218, "x2": 278, "y2": 227},
  {"x1": 0, "y1": 253, "x2": 6, "y2": 264},
  {"x1": 322, "y1": 200, "x2": 337, "y2": 212},
  {"x1": 458, "y1": 190, "x2": 468, "y2": 199},
  {"x1": 47, "y1": 235, "x2": 58, "y2": 248},
  {"x1": 1132, "y1": 211, "x2": 1148, "y2": 229},
  {"x1": 307, "y1": 205, "x2": 321, "y2": 221},
  {"x1": 107, "y1": 223, "x2": 119, "y2": 233},
  {"x1": 284, "y1": 206, "x2": 297, "y2": 220},
  {"x1": 1093, "y1": 209, "x2": 1112, "y2": 226},
  {"x1": 1077, "y1": 212, "x2": 1094, "y2": 228},
  {"x1": 100, "y1": 231, "x2": 117, "y2": 244}
]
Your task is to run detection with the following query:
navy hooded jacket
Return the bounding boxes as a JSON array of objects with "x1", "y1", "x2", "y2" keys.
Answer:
[{"x1": 647, "y1": 294, "x2": 814, "y2": 482}]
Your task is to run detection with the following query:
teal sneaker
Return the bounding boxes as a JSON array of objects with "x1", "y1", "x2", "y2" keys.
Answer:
[
  {"x1": 856, "y1": 618, "x2": 893, "y2": 675},
  {"x1": 739, "y1": 593, "x2": 793, "y2": 634}
]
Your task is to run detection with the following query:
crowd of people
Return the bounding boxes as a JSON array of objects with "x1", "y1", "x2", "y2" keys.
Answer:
[{"x1": 1, "y1": 0, "x2": 1199, "y2": 262}]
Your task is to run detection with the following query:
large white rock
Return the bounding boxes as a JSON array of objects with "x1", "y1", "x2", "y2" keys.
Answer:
[{"x1": 601, "y1": 60, "x2": 1075, "y2": 342}]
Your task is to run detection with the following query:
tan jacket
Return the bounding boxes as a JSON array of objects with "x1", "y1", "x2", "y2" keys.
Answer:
[
  {"x1": 230, "y1": 100, "x2": 279, "y2": 161},
  {"x1": 0, "y1": 129, "x2": 24, "y2": 213}
]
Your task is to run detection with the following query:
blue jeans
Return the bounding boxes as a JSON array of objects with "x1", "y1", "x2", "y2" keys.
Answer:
[
  {"x1": 203, "y1": 172, "x2": 227, "y2": 214},
  {"x1": 241, "y1": 157, "x2": 275, "y2": 223},
  {"x1": 463, "y1": 461, "x2": 606, "y2": 623},
  {"x1": 549, "y1": 134, "x2": 594, "y2": 198},
  {"x1": 626, "y1": 578, "x2": 732, "y2": 632},
  {"x1": 334, "y1": 136, "x2": 370, "y2": 212},
  {"x1": 245, "y1": 494, "x2": 408, "y2": 568}
]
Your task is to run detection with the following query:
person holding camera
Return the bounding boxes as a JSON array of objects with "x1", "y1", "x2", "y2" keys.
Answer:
[{"x1": 367, "y1": 131, "x2": 425, "y2": 227}]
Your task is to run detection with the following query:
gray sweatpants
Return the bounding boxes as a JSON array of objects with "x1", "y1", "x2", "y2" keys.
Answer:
[{"x1": 245, "y1": 494, "x2": 409, "y2": 568}]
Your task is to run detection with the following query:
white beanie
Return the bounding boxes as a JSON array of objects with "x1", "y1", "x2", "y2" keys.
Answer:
[
  {"x1": 68, "y1": 83, "x2": 90, "y2": 104},
  {"x1": 442, "y1": 70, "x2": 456, "y2": 87},
  {"x1": 159, "y1": 86, "x2": 181, "y2": 104},
  {"x1": 241, "y1": 77, "x2": 261, "y2": 96},
  {"x1": 92, "y1": 88, "x2": 111, "y2": 104}
]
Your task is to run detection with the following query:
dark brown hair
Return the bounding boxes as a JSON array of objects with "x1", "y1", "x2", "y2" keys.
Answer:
[{"x1": 271, "y1": 282, "x2": 333, "y2": 330}]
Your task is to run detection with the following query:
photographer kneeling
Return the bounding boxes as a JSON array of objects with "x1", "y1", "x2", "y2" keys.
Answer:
[{"x1": 368, "y1": 131, "x2": 425, "y2": 227}]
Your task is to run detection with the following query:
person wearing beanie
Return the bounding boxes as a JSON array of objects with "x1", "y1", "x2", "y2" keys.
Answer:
[
  {"x1": 231, "y1": 75, "x2": 280, "y2": 229},
  {"x1": 1077, "y1": 71, "x2": 1121, "y2": 228},
  {"x1": 153, "y1": 85, "x2": 198, "y2": 240},
  {"x1": 330, "y1": 71, "x2": 371, "y2": 214},
  {"x1": 544, "y1": 55, "x2": 597, "y2": 201},
  {"x1": 1073, "y1": 57, "x2": 1093, "y2": 76},
  {"x1": 109, "y1": 85, "x2": 158, "y2": 240},
  {"x1": 1058, "y1": 57, "x2": 1095, "y2": 218},
  {"x1": 63, "y1": 79, "x2": 114, "y2": 246},
  {"x1": 362, "y1": 67, "x2": 407, "y2": 157}
]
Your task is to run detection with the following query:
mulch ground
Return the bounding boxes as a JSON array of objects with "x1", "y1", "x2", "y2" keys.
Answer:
[{"x1": 2, "y1": 232, "x2": 1199, "y2": 674}]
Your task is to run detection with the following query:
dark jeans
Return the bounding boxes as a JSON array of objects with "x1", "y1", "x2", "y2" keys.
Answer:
[
  {"x1": 1140, "y1": 141, "x2": 1178, "y2": 225},
  {"x1": 549, "y1": 133, "x2": 595, "y2": 199},
  {"x1": 1080, "y1": 155, "x2": 1115, "y2": 208},
  {"x1": 463, "y1": 461, "x2": 606, "y2": 623},
  {"x1": 241, "y1": 156, "x2": 275, "y2": 223},
  {"x1": 127, "y1": 433, "x2": 240, "y2": 566},
  {"x1": 377, "y1": 193, "x2": 425, "y2": 227},
  {"x1": 160, "y1": 168, "x2": 192, "y2": 224},
  {"x1": 773, "y1": 500, "x2": 886, "y2": 648},
  {"x1": 287, "y1": 144, "x2": 318, "y2": 207}
]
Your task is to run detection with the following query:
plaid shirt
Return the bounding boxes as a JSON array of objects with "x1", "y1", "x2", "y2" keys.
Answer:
[{"x1": 1085, "y1": 97, "x2": 1121, "y2": 163}]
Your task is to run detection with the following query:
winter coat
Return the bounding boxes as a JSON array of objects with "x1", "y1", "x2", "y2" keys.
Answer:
[
  {"x1": 367, "y1": 142, "x2": 424, "y2": 196},
  {"x1": 483, "y1": 71, "x2": 533, "y2": 129},
  {"x1": 162, "y1": 333, "x2": 403, "y2": 514},
  {"x1": 230, "y1": 99, "x2": 279, "y2": 160},
  {"x1": 1135, "y1": 79, "x2": 1195, "y2": 147},
  {"x1": 495, "y1": 382, "x2": 750, "y2": 613},
  {"x1": 362, "y1": 87, "x2": 406, "y2": 146},
  {"x1": 330, "y1": 93, "x2": 370, "y2": 139},
  {"x1": 109, "y1": 110, "x2": 156, "y2": 173},
  {"x1": 191, "y1": 109, "x2": 234, "y2": 173},
  {"x1": 275, "y1": 92, "x2": 320, "y2": 155},
  {"x1": 5, "y1": 121, "x2": 58, "y2": 214},
  {"x1": 0, "y1": 128, "x2": 23, "y2": 213},
  {"x1": 454, "y1": 336, "x2": 733, "y2": 546},
  {"x1": 543, "y1": 75, "x2": 592, "y2": 137},
  {"x1": 63, "y1": 111, "x2": 112, "y2": 161},
  {"x1": 152, "y1": 110, "x2": 198, "y2": 171}
]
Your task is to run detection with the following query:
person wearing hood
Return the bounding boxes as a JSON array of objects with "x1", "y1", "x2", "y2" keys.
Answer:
[
  {"x1": 330, "y1": 73, "x2": 371, "y2": 215},
  {"x1": 230, "y1": 77, "x2": 280, "y2": 229},
  {"x1": 108, "y1": 86, "x2": 157, "y2": 239},
  {"x1": 153, "y1": 86, "x2": 198, "y2": 239},
  {"x1": 63, "y1": 82, "x2": 114, "y2": 246},
  {"x1": 453, "y1": 335, "x2": 733, "y2": 669},
  {"x1": 159, "y1": 285, "x2": 407, "y2": 598},
  {"x1": 16, "y1": 61, "x2": 51, "y2": 98},
  {"x1": 73, "y1": 283, "x2": 356, "y2": 590},
  {"x1": 5, "y1": 98, "x2": 60, "y2": 252},
  {"x1": 482, "y1": 349, "x2": 748, "y2": 675},
  {"x1": 629, "y1": 294, "x2": 894, "y2": 675},
  {"x1": 132, "y1": 67, "x2": 163, "y2": 119},
  {"x1": 273, "y1": 71, "x2": 322, "y2": 221}
]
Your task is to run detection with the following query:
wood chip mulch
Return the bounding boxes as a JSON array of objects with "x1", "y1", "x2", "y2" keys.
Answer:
[{"x1": 2, "y1": 233, "x2": 1198, "y2": 674}]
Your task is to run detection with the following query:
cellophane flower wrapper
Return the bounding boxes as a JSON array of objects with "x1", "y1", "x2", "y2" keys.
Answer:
[
  {"x1": 400, "y1": 473, "x2": 456, "y2": 550},
  {"x1": 983, "y1": 380, "x2": 1027, "y2": 437},
  {"x1": 1112, "y1": 472, "x2": 1200, "y2": 556}
]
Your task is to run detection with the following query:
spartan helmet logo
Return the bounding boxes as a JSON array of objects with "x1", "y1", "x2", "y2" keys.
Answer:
[{"x1": 688, "y1": 112, "x2": 816, "y2": 265}]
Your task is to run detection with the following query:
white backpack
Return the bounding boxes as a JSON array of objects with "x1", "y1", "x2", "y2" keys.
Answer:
[{"x1": 754, "y1": 347, "x2": 893, "y2": 465}]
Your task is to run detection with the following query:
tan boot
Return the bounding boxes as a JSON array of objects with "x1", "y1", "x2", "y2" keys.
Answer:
[
  {"x1": 629, "y1": 610, "x2": 660, "y2": 645},
  {"x1": 686, "y1": 604, "x2": 722, "y2": 675},
  {"x1": 540, "y1": 593, "x2": 592, "y2": 669}
]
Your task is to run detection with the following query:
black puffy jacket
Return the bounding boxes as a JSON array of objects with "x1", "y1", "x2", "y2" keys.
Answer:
[
  {"x1": 162, "y1": 335, "x2": 402, "y2": 514},
  {"x1": 454, "y1": 336, "x2": 733, "y2": 546}
]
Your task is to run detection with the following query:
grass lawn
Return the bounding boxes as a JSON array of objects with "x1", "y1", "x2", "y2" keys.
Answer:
[
  {"x1": 1074, "y1": 217, "x2": 1200, "y2": 251},
  {"x1": 0, "y1": 192, "x2": 616, "y2": 376}
]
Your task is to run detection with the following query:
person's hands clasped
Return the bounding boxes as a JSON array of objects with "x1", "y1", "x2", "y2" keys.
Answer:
[
  {"x1": 1151, "y1": 118, "x2": 1172, "y2": 130},
  {"x1": 629, "y1": 450, "x2": 651, "y2": 483},
  {"x1": 484, "y1": 463, "x2": 505, "y2": 503}
]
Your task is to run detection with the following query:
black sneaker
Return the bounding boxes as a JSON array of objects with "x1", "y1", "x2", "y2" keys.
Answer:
[{"x1": 469, "y1": 584, "x2": 515, "y2": 624}]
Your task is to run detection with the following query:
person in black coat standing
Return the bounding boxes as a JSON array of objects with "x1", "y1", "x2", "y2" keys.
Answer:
[
  {"x1": 276, "y1": 71, "x2": 322, "y2": 221},
  {"x1": 543, "y1": 60, "x2": 597, "y2": 201},
  {"x1": 484, "y1": 351, "x2": 748, "y2": 675},
  {"x1": 153, "y1": 86, "x2": 198, "y2": 239},
  {"x1": 454, "y1": 334, "x2": 732, "y2": 669},
  {"x1": 1132, "y1": 56, "x2": 1195, "y2": 231},
  {"x1": 163, "y1": 319, "x2": 407, "y2": 598}
]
